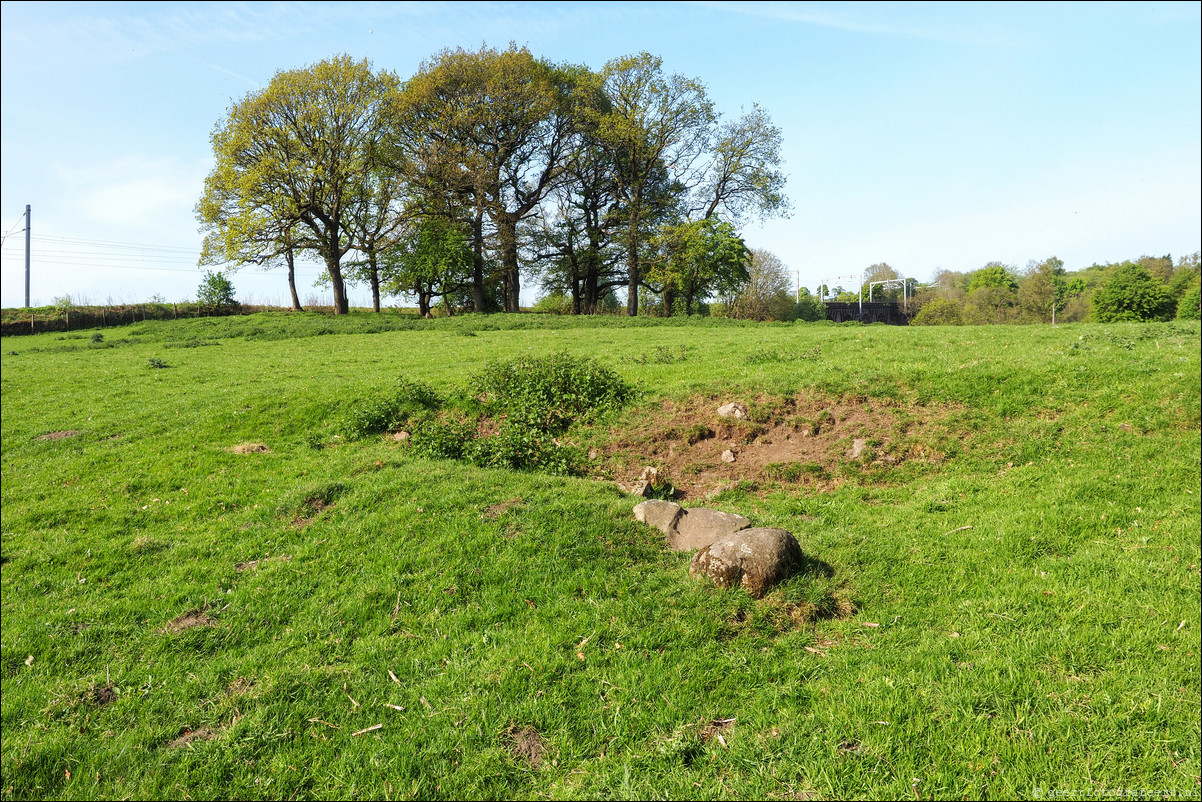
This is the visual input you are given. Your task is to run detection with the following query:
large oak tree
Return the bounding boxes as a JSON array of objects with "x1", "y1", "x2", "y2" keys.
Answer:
[{"x1": 197, "y1": 55, "x2": 399, "y2": 314}]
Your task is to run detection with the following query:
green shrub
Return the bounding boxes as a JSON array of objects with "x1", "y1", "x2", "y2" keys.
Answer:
[
  {"x1": 197, "y1": 271, "x2": 237, "y2": 309},
  {"x1": 472, "y1": 353, "x2": 633, "y2": 433},
  {"x1": 466, "y1": 421, "x2": 579, "y2": 475},
  {"x1": 146, "y1": 357, "x2": 168, "y2": 369},
  {"x1": 1176, "y1": 276, "x2": 1201, "y2": 320},
  {"x1": 1091, "y1": 264, "x2": 1174, "y2": 322},
  {"x1": 910, "y1": 297, "x2": 964, "y2": 326},
  {"x1": 340, "y1": 378, "x2": 441, "y2": 440},
  {"x1": 90, "y1": 332, "x2": 104, "y2": 344},
  {"x1": 408, "y1": 417, "x2": 476, "y2": 461}
]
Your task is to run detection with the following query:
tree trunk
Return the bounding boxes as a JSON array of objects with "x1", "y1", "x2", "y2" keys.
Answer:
[
  {"x1": 662, "y1": 286, "x2": 674, "y2": 317},
  {"x1": 626, "y1": 221, "x2": 640, "y2": 317},
  {"x1": 327, "y1": 258, "x2": 349, "y2": 315},
  {"x1": 287, "y1": 249, "x2": 304, "y2": 311},
  {"x1": 369, "y1": 252, "x2": 381, "y2": 313},
  {"x1": 496, "y1": 215, "x2": 521, "y2": 313},
  {"x1": 471, "y1": 207, "x2": 486, "y2": 313},
  {"x1": 625, "y1": 204, "x2": 644, "y2": 317}
]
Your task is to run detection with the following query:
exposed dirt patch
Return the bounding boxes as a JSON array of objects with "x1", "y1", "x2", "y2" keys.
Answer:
[
  {"x1": 595, "y1": 392, "x2": 954, "y2": 499},
  {"x1": 229, "y1": 442, "x2": 271, "y2": 454},
  {"x1": 481, "y1": 498, "x2": 524, "y2": 519},
  {"x1": 88, "y1": 683, "x2": 117, "y2": 708},
  {"x1": 293, "y1": 496, "x2": 331, "y2": 528},
  {"x1": 505, "y1": 724, "x2": 548, "y2": 768},
  {"x1": 36, "y1": 430, "x2": 79, "y2": 441},
  {"x1": 158, "y1": 608, "x2": 214, "y2": 634},
  {"x1": 168, "y1": 727, "x2": 218, "y2": 749},
  {"x1": 225, "y1": 678, "x2": 254, "y2": 697},
  {"x1": 699, "y1": 717, "x2": 737, "y2": 744},
  {"x1": 235, "y1": 554, "x2": 291, "y2": 572}
]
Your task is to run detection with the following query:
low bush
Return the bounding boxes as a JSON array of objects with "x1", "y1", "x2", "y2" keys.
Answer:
[
  {"x1": 472, "y1": 352, "x2": 633, "y2": 433},
  {"x1": 340, "y1": 378, "x2": 441, "y2": 440}
]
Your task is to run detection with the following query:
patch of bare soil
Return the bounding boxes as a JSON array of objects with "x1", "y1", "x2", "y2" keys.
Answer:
[
  {"x1": 158, "y1": 608, "x2": 214, "y2": 634},
  {"x1": 699, "y1": 717, "x2": 737, "y2": 745},
  {"x1": 168, "y1": 727, "x2": 218, "y2": 749},
  {"x1": 293, "y1": 496, "x2": 330, "y2": 528},
  {"x1": 229, "y1": 442, "x2": 271, "y2": 454},
  {"x1": 505, "y1": 724, "x2": 548, "y2": 768},
  {"x1": 595, "y1": 392, "x2": 953, "y2": 499},
  {"x1": 480, "y1": 498, "x2": 524, "y2": 519},
  {"x1": 88, "y1": 684, "x2": 117, "y2": 708},
  {"x1": 36, "y1": 430, "x2": 78, "y2": 441},
  {"x1": 234, "y1": 554, "x2": 291, "y2": 572}
]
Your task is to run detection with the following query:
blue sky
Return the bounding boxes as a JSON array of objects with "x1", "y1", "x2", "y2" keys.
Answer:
[{"x1": 1, "y1": 1, "x2": 1199, "y2": 308}]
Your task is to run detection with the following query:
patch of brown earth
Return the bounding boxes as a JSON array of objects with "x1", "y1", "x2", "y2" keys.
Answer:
[
  {"x1": 168, "y1": 727, "x2": 218, "y2": 749},
  {"x1": 480, "y1": 498, "x2": 524, "y2": 519},
  {"x1": 505, "y1": 724, "x2": 547, "y2": 768},
  {"x1": 88, "y1": 684, "x2": 117, "y2": 708},
  {"x1": 595, "y1": 392, "x2": 954, "y2": 499},
  {"x1": 229, "y1": 442, "x2": 271, "y2": 454},
  {"x1": 36, "y1": 430, "x2": 78, "y2": 441},
  {"x1": 699, "y1": 717, "x2": 736, "y2": 744},
  {"x1": 234, "y1": 554, "x2": 291, "y2": 572},
  {"x1": 159, "y1": 608, "x2": 214, "y2": 634},
  {"x1": 293, "y1": 496, "x2": 330, "y2": 528}
]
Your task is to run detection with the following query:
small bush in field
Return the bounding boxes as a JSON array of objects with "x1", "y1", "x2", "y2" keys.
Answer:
[
  {"x1": 471, "y1": 353, "x2": 632, "y2": 433},
  {"x1": 466, "y1": 422, "x2": 580, "y2": 476},
  {"x1": 341, "y1": 378, "x2": 442, "y2": 440},
  {"x1": 408, "y1": 417, "x2": 476, "y2": 461}
]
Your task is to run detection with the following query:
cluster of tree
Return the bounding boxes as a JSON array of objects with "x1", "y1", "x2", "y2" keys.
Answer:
[
  {"x1": 197, "y1": 49, "x2": 789, "y2": 317},
  {"x1": 906, "y1": 253, "x2": 1200, "y2": 325}
]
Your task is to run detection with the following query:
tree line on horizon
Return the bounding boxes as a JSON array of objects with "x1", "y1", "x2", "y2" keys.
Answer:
[{"x1": 196, "y1": 48, "x2": 790, "y2": 319}]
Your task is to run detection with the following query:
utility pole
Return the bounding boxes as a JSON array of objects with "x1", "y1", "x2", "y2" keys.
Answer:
[{"x1": 24, "y1": 205, "x2": 31, "y2": 308}]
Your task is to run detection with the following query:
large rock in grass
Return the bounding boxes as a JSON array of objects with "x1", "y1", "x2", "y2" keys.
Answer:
[
  {"x1": 689, "y1": 528, "x2": 803, "y2": 598},
  {"x1": 632, "y1": 501, "x2": 751, "y2": 551}
]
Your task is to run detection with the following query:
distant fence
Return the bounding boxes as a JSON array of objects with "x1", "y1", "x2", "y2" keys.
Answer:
[
  {"x1": 0, "y1": 304, "x2": 278, "y2": 337},
  {"x1": 824, "y1": 302, "x2": 910, "y2": 325}
]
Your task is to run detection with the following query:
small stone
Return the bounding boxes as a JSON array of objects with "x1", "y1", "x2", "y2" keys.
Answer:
[
  {"x1": 846, "y1": 438, "x2": 867, "y2": 458},
  {"x1": 721, "y1": 449, "x2": 737, "y2": 463},
  {"x1": 717, "y1": 402, "x2": 749, "y2": 420},
  {"x1": 392, "y1": 431, "x2": 410, "y2": 442}
]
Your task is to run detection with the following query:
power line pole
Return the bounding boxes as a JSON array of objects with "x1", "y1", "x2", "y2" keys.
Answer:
[{"x1": 24, "y1": 204, "x2": 31, "y2": 308}]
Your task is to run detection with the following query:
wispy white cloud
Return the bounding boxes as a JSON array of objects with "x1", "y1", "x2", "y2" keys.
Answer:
[{"x1": 693, "y1": 1, "x2": 1019, "y2": 47}]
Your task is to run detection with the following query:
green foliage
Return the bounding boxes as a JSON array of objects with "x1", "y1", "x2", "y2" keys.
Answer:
[
  {"x1": 1091, "y1": 263, "x2": 1174, "y2": 322},
  {"x1": 197, "y1": 271, "x2": 236, "y2": 309},
  {"x1": 472, "y1": 352, "x2": 633, "y2": 433},
  {"x1": 1177, "y1": 275, "x2": 1201, "y2": 320},
  {"x1": 340, "y1": 378, "x2": 441, "y2": 440},
  {"x1": 407, "y1": 416, "x2": 476, "y2": 460},
  {"x1": 794, "y1": 289, "x2": 826, "y2": 322},
  {"x1": 145, "y1": 356, "x2": 168, "y2": 369},
  {"x1": 910, "y1": 297, "x2": 965, "y2": 326},
  {"x1": 531, "y1": 292, "x2": 573, "y2": 315},
  {"x1": 967, "y1": 263, "x2": 1018, "y2": 292},
  {"x1": 89, "y1": 332, "x2": 104, "y2": 344},
  {"x1": 466, "y1": 421, "x2": 580, "y2": 475}
]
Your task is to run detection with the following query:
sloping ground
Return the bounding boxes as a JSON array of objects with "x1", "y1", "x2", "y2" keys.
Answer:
[{"x1": 596, "y1": 392, "x2": 958, "y2": 498}]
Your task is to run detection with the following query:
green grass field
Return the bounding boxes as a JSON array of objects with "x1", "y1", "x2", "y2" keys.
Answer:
[{"x1": 2, "y1": 313, "x2": 1199, "y2": 800}]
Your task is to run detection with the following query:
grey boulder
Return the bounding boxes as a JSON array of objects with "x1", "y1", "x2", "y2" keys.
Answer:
[
  {"x1": 689, "y1": 527, "x2": 803, "y2": 598},
  {"x1": 632, "y1": 501, "x2": 751, "y2": 551}
]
